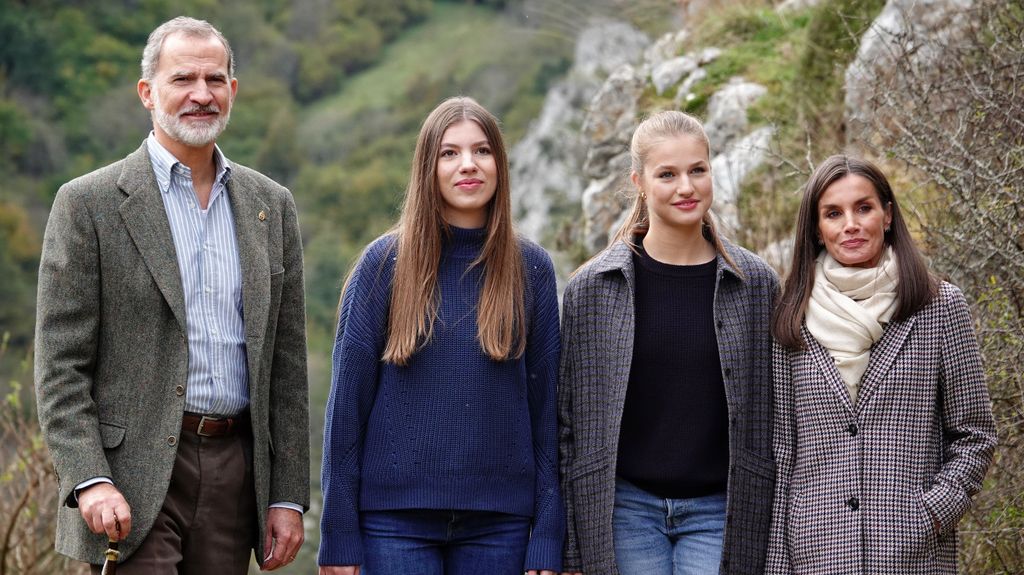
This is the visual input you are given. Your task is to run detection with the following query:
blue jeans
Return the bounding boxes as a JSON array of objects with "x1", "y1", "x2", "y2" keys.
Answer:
[
  {"x1": 613, "y1": 477, "x2": 727, "y2": 575},
  {"x1": 360, "y1": 509, "x2": 530, "y2": 575}
]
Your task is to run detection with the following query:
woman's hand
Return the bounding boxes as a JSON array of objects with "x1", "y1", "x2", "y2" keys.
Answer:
[{"x1": 319, "y1": 566, "x2": 360, "y2": 575}]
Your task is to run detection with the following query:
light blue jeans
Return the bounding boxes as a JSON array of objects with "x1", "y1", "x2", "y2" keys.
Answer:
[
  {"x1": 360, "y1": 509, "x2": 530, "y2": 575},
  {"x1": 613, "y1": 477, "x2": 727, "y2": 575}
]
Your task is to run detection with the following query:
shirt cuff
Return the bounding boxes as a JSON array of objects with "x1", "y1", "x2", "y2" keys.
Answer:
[
  {"x1": 269, "y1": 502, "x2": 304, "y2": 514},
  {"x1": 74, "y1": 477, "x2": 114, "y2": 504}
]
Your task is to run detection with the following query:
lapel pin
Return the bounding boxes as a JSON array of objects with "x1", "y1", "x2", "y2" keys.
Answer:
[{"x1": 258, "y1": 210, "x2": 266, "y2": 221}]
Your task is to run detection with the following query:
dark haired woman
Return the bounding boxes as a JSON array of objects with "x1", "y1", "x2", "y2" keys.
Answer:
[
  {"x1": 318, "y1": 97, "x2": 563, "y2": 575},
  {"x1": 559, "y1": 110, "x2": 779, "y2": 575},
  {"x1": 766, "y1": 155, "x2": 996, "y2": 574}
]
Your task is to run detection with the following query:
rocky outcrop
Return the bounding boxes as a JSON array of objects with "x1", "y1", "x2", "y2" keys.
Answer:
[
  {"x1": 845, "y1": 0, "x2": 976, "y2": 141},
  {"x1": 704, "y1": 77, "x2": 767, "y2": 153},
  {"x1": 578, "y1": 65, "x2": 645, "y2": 250},
  {"x1": 572, "y1": 19, "x2": 651, "y2": 79},
  {"x1": 653, "y1": 47, "x2": 721, "y2": 97},
  {"x1": 644, "y1": 30, "x2": 690, "y2": 72},
  {"x1": 776, "y1": 0, "x2": 824, "y2": 13},
  {"x1": 509, "y1": 19, "x2": 649, "y2": 242},
  {"x1": 711, "y1": 126, "x2": 773, "y2": 235},
  {"x1": 581, "y1": 65, "x2": 645, "y2": 179}
]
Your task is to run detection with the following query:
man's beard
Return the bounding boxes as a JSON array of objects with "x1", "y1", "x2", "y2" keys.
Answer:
[{"x1": 152, "y1": 94, "x2": 231, "y2": 147}]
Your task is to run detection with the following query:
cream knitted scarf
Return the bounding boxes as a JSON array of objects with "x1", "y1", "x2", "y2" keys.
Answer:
[{"x1": 805, "y1": 247, "x2": 899, "y2": 402}]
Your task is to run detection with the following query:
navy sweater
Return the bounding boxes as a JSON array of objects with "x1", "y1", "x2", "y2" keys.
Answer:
[{"x1": 319, "y1": 226, "x2": 564, "y2": 570}]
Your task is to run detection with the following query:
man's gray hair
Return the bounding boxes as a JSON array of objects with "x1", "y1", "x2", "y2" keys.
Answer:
[{"x1": 141, "y1": 16, "x2": 234, "y2": 81}]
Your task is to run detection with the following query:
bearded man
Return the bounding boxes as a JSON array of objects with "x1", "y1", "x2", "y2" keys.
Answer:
[{"x1": 34, "y1": 16, "x2": 309, "y2": 574}]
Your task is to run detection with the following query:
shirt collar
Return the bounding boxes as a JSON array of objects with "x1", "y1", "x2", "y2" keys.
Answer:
[{"x1": 146, "y1": 132, "x2": 232, "y2": 194}]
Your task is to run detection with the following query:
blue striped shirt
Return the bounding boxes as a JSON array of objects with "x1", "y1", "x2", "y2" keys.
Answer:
[{"x1": 147, "y1": 134, "x2": 249, "y2": 416}]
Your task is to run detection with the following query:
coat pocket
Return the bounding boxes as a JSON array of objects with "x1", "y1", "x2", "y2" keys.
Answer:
[
  {"x1": 569, "y1": 447, "x2": 609, "y2": 481},
  {"x1": 786, "y1": 490, "x2": 811, "y2": 569},
  {"x1": 735, "y1": 446, "x2": 775, "y2": 479},
  {"x1": 878, "y1": 487, "x2": 938, "y2": 570},
  {"x1": 913, "y1": 487, "x2": 939, "y2": 561},
  {"x1": 99, "y1": 422, "x2": 126, "y2": 449},
  {"x1": 569, "y1": 447, "x2": 613, "y2": 572},
  {"x1": 723, "y1": 448, "x2": 775, "y2": 573}
]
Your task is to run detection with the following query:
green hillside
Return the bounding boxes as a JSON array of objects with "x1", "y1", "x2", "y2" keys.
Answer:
[{"x1": 0, "y1": 0, "x2": 570, "y2": 362}]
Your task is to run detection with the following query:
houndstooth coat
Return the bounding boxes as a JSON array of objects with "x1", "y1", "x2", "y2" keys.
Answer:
[
  {"x1": 766, "y1": 282, "x2": 997, "y2": 574},
  {"x1": 558, "y1": 239, "x2": 779, "y2": 575}
]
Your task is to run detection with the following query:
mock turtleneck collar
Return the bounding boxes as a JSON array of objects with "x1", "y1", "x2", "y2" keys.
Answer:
[{"x1": 445, "y1": 225, "x2": 487, "y2": 258}]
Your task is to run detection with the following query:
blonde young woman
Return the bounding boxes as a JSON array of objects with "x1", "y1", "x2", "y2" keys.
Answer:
[
  {"x1": 318, "y1": 97, "x2": 563, "y2": 575},
  {"x1": 766, "y1": 155, "x2": 996, "y2": 574},
  {"x1": 559, "y1": 111, "x2": 778, "y2": 575}
]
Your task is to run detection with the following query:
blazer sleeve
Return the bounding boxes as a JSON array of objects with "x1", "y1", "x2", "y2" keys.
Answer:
[
  {"x1": 34, "y1": 184, "x2": 112, "y2": 507},
  {"x1": 318, "y1": 240, "x2": 392, "y2": 567},
  {"x1": 557, "y1": 279, "x2": 583, "y2": 572},
  {"x1": 267, "y1": 192, "x2": 311, "y2": 509},
  {"x1": 523, "y1": 250, "x2": 566, "y2": 572},
  {"x1": 922, "y1": 284, "x2": 997, "y2": 532},
  {"x1": 766, "y1": 340, "x2": 796, "y2": 574}
]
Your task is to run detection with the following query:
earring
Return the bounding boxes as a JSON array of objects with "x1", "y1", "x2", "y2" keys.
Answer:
[
  {"x1": 884, "y1": 226, "x2": 890, "y2": 233},
  {"x1": 640, "y1": 192, "x2": 647, "y2": 201}
]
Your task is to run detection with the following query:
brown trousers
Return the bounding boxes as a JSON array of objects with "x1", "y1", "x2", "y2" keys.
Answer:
[{"x1": 92, "y1": 423, "x2": 257, "y2": 574}]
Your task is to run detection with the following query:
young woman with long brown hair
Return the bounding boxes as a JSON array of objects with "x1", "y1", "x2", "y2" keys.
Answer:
[
  {"x1": 318, "y1": 97, "x2": 564, "y2": 575},
  {"x1": 558, "y1": 110, "x2": 778, "y2": 575}
]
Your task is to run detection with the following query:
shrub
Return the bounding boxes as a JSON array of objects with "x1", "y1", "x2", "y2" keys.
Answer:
[{"x1": 856, "y1": 1, "x2": 1024, "y2": 571}]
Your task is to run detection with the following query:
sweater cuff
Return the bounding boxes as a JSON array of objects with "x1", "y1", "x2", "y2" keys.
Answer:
[
  {"x1": 525, "y1": 534, "x2": 564, "y2": 572},
  {"x1": 317, "y1": 530, "x2": 363, "y2": 567}
]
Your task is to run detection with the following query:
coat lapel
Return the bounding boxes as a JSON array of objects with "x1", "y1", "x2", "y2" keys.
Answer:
[
  {"x1": 802, "y1": 314, "x2": 918, "y2": 416},
  {"x1": 227, "y1": 170, "x2": 271, "y2": 389},
  {"x1": 803, "y1": 326, "x2": 856, "y2": 415},
  {"x1": 854, "y1": 314, "x2": 917, "y2": 413},
  {"x1": 117, "y1": 144, "x2": 188, "y2": 334},
  {"x1": 712, "y1": 248, "x2": 746, "y2": 414},
  {"x1": 592, "y1": 241, "x2": 637, "y2": 438}
]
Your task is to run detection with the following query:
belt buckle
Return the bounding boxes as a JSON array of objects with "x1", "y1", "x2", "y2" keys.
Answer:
[{"x1": 196, "y1": 415, "x2": 217, "y2": 437}]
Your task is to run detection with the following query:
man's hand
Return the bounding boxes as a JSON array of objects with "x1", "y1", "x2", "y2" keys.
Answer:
[
  {"x1": 77, "y1": 483, "x2": 131, "y2": 541},
  {"x1": 319, "y1": 567, "x2": 360, "y2": 575},
  {"x1": 261, "y1": 507, "x2": 304, "y2": 571}
]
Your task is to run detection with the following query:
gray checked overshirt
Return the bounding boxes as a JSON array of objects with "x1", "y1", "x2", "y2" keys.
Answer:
[{"x1": 558, "y1": 238, "x2": 779, "y2": 574}]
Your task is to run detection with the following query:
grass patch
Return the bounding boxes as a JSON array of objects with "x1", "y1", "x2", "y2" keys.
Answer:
[
  {"x1": 678, "y1": 5, "x2": 811, "y2": 120},
  {"x1": 302, "y1": 3, "x2": 567, "y2": 144}
]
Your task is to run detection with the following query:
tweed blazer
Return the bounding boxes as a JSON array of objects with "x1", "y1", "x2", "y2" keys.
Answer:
[
  {"x1": 558, "y1": 238, "x2": 779, "y2": 575},
  {"x1": 34, "y1": 143, "x2": 310, "y2": 564},
  {"x1": 765, "y1": 282, "x2": 996, "y2": 574}
]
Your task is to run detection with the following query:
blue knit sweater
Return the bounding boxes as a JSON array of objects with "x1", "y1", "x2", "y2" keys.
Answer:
[{"x1": 319, "y1": 226, "x2": 564, "y2": 571}]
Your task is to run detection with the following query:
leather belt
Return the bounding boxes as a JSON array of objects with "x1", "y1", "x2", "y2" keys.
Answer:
[{"x1": 181, "y1": 412, "x2": 248, "y2": 437}]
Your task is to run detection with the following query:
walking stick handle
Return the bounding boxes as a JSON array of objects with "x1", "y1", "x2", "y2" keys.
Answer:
[{"x1": 100, "y1": 518, "x2": 121, "y2": 574}]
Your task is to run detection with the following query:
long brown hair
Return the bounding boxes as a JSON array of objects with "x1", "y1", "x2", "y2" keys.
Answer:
[
  {"x1": 611, "y1": 110, "x2": 739, "y2": 272},
  {"x1": 381, "y1": 96, "x2": 525, "y2": 365},
  {"x1": 772, "y1": 155, "x2": 938, "y2": 350}
]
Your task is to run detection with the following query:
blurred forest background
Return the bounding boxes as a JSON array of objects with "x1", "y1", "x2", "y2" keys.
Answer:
[{"x1": 0, "y1": 0, "x2": 1021, "y2": 573}]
